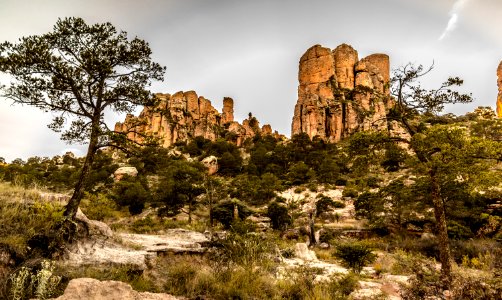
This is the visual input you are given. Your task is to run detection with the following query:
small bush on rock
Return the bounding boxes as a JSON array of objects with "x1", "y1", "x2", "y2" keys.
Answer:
[{"x1": 333, "y1": 241, "x2": 376, "y2": 273}]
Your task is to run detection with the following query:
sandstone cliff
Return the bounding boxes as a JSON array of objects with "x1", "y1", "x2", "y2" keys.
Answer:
[
  {"x1": 497, "y1": 61, "x2": 502, "y2": 118},
  {"x1": 114, "y1": 91, "x2": 277, "y2": 147},
  {"x1": 291, "y1": 44, "x2": 392, "y2": 141}
]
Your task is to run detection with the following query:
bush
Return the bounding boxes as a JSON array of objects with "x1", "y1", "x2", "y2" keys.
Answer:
[
  {"x1": 318, "y1": 228, "x2": 341, "y2": 244},
  {"x1": 342, "y1": 187, "x2": 358, "y2": 198},
  {"x1": 316, "y1": 194, "x2": 345, "y2": 217},
  {"x1": 80, "y1": 193, "x2": 121, "y2": 221},
  {"x1": 212, "y1": 200, "x2": 252, "y2": 228},
  {"x1": 111, "y1": 176, "x2": 150, "y2": 215},
  {"x1": 128, "y1": 216, "x2": 185, "y2": 234},
  {"x1": 401, "y1": 260, "x2": 502, "y2": 299},
  {"x1": 7, "y1": 260, "x2": 62, "y2": 300},
  {"x1": 267, "y1": 201, "x2": 292, "y2": 230},
  {"x1": 277, "y1": 266, "x2": 358, "y2": 299},
  {"x1": 333, "y1": 241, "x2": 376, "y2": 273},
  {"x1": 215, "y1": 233, "x2": 272, "y2": 268},
  {"x1": 0, "y1": 200, "x2": 64, "y2": 257}
]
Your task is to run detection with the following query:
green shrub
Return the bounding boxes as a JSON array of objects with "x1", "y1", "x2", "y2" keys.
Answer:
[
  {"x1": 129, "y1": 216, "x2": 183, "y2": 234},
  {"x1": 216, "y1": 233, "x2": 272, "y2": 268},
  {"x1": 401, "y1": 260, "x2": 502, "y2": 299},
  {"x1": 294, "y1": 186, "x2": 306, "y2": 194},
  {"x1": 342, "y1": 187, "x2": 358, "y2": 198},
  {"x1": 333, "y1": 241, "x2": 376, "y2": 273},
  {"x1": 0, "y1": 200, "x2": 64, "y2": 257},
  {"x1": 212, "y1": 199, "x2": 252, "y2": 228},
  {"x1": 447, "y1": 220, "x2": 474, "y2": 239},
  {"x1": 60, "y1": 265, "x2": 155, "y2": 293},
  {"x1": 335, "y1": 178, "x2": 347, "y2": 186},
  {"x1": 267, "y1": 201, "x2": 292, "y2": 230},
  {"x1": 80, "y1": 193, "x2": 121, "y2": 221},
  {"x1": 316, "y1": 194, "x2": 345, "y2": 217},
  {"x1": 7, "y1": 260, "x2": 62, "y2": 300},
  {"x1": 325, "y1": 273, "x2": 359, "y2": 299},
  {"x1": 318, "y1": 228, "x2": 341, "y2": 244},
  {"x1": 111, "y1": 176, "x2": 150, "y2": 215}
]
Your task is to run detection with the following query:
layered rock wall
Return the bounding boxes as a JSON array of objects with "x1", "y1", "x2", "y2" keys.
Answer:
[
  {"x1": 497, "y1": 61, "x2": 502, "y2": 118},
  {"x1": 292, "y1": 44, "x2": 392, "y2": 142},
  {"x1": 115, "y1": 91, "x2": 277, "y2": 147}
]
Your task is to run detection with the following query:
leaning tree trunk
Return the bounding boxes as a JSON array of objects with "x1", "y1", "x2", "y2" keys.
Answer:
[
  {"x1": 63, "y1": 116, "x2": 101, "y2": 219},
  {"x1": 430, "y1": 168, "x2": 452, "y2": 290}
]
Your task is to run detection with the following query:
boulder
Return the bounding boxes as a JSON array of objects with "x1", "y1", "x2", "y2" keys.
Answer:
[
  {"x1": 52, "y1": 278, "x2": 179, "y2": 300},
  {"x1": 63, "y1": 227, "x2": 210, "y2": 271},
  {"x1": 113, "y1": 167, "x2": 138, "y2": 181},
  {"x1": 76, "y1": 208, "x2": 113, "y2": 238},
  {"x1": 201, "y1": 155, "x2": 218, "y2": 175},
  {"x1": 294, "y1": 243, "x2": 317, "y2": 261}
]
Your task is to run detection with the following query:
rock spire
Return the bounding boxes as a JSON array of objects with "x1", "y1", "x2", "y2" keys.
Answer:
[
  {"x1": 497, "y1": 61, "x2": 502, "y2": 118},
  {"x1": 291, "y1": 44, "x2": 392, "y2": 142},
  {"x1": 114, "y1": 91, "x2": 278, "y2": 147}
]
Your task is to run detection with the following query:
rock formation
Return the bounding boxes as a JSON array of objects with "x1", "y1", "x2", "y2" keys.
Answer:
[
  {"x1": 291, "y1": 44, "x2": 392, "y2": 142},
  {"x1": 497, "y1": 61, "x2": 502, "y2": 118},
  {"x1": 113, "y1": 166, "x2": 138, "y2": 181},
  {"x1": 115, "y1": 91, "x2": 278, "y2": 147},
  {"x1": 53, "y1": 278, "x2": 180, "y2": 300}
]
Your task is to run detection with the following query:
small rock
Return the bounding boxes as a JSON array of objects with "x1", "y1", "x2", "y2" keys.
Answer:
[
  {"x1": 294, "y1": 243, "x2": 317, "y2": 261},
  {"x1": 319, "y1": 242, "x2": 330, "y2": 249}
]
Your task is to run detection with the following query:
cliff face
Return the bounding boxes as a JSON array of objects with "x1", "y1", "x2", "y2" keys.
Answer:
[
  {"x1": 497, "y1": 61, "x2": 502, "y2": 118},
  {"x1": 291, "y1": 44, "x2": 392, "y2": 142},
  {"x1": 114, "y1": 91, "x2": 277, "y2": 147}
]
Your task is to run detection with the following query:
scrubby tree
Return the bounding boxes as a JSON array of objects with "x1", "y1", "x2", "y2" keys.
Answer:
[
  {"x1": 267, "y1": 200, "x2": 292, "y2": 230},
  {"x1": 212, "y1": 199, "x2": 252, "y2": 228},
  {"x1": 111, "y1": 175, "x2": 150, "y2": 215},
  {"x1": 352, "y1": 63, "x2": 502, "y2": 289},
  {"x1": 0, "y1": 17, "x2": 165, "y2": 222},
  {"x1": 155, "y1": 160, "x2": 205, "y2": 223}
]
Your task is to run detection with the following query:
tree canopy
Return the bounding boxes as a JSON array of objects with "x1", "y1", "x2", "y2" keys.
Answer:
[{"x1": 0, "y1": 17, "x2": 165, "y2": 219}]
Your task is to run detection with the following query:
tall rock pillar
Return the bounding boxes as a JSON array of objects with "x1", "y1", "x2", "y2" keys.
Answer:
[
  {"x1": 291, "y1": 43, "x2": 391, "y2": 142},
  {"x1": 222, "y1": 97, "x2": 234, "y2": 124},
  {"x1": 497, "y1": 61, "x2": 502, "y2": 118}
]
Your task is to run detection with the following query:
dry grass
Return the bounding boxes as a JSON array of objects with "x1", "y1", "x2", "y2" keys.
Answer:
[{"x1": 0, "y1": 181, "x2": 64, "y2": 257}]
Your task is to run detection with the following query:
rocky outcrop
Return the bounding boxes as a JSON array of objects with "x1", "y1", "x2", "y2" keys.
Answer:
[
  {"x1": 201, "y1": 155, "x2": 218, "y2": 175},
  {"x1": 497, "y1": 61, "x2": 502, "y2": 118},
  {"x1": 53, "y1": 278, "x2": 180, "y2": 300},
  {"x1": 64, "y1": 211, "x2": 209, "y2": 271},
  {"x1": 115, "y1": 91, "x2": 278, "y2": 147},
  {"x1": 113, "y1": 166, "x2": 138, "y2": 181},
  {"x1": 292, "y1": 44, "x2": 392, "y2": 142}
]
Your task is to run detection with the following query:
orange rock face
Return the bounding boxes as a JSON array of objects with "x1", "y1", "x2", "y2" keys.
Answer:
[
  {"x1": 115, "y1": 91, "x2": 276, "y2": 148},
  {"x1": 497, "y1": 61, "x2": 502, "y2": 118},
  {"x1": 291, "y1": 43, "x2": 392, "y2": 142},
  {"x1": 222, "y1": 97, "x2": 234, "y2": 124}
]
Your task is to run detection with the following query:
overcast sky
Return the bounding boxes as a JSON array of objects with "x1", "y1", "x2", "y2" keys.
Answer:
[{"x1": 1, "y1": 0, "x2": 502, "y2": 162}]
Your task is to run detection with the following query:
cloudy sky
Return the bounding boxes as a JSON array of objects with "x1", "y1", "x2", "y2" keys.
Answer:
[{"x1": 1, "y1": 0, "x2": 501, "y2": 161}]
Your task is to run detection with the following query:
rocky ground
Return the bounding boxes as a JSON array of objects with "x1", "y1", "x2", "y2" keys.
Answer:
[{"x1": 51, "y1": 187, "x2": 409, "y2": 300}]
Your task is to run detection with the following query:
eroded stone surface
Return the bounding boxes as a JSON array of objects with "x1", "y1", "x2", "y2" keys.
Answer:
[
  {"x1": 63, "y1": 214, "x2": 209, "y2": 271},
  {"x1": 52, "y1": 278, "x2": 180, "y2": 300},
  {"x1": 113, "y1": 166, "x2": 138, "y2": 181},
  {"x1": 115, "y1": 91, "x2": 281, "y2": 148}
]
